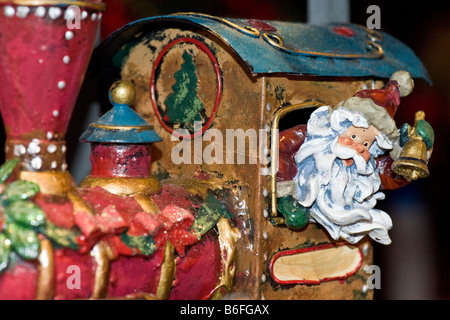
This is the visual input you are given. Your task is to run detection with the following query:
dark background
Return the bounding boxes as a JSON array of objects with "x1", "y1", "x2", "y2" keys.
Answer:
[{"x1": 45, "y1": 0, "x2": 450, "y2": 299}]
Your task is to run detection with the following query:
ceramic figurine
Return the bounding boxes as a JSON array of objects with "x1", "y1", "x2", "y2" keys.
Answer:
[
  {"x1": 0, "y1": 8, "x2": 435, "y2": 300},
  {"x1": 277, "y1": 71, "x2": 434, "y2": 245}
]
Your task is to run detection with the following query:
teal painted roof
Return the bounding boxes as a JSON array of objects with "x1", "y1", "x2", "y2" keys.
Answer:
[
  {"x1": 92, "y1": 13, "x2": 431, "y2": 84},
  {"x1": 80, "y1": 103, "x2": 162, "y2": 143}
]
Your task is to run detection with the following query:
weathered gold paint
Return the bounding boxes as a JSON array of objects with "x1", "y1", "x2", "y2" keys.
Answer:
[
  {"x1": 209, "y1": 217, "x2": 240, "y2": 300},
  {"x1": 19, "y1": 170, "x2": 75, "y2": 196},
  {"x1": 91, "y1": 241, "x2": 115, "y2": 299},
  {"x1": 36, "y1": 238, "x2": 55, "y2": 300},
  {"x1": 109, "y1": 80, "x2": 136, "y2": 105},
  {"x1": 156, "y1": 241, "x2": 176, "y2": 300},
  {"x1": 79, "y1": 176, "x2": 161, "y2": 196}
]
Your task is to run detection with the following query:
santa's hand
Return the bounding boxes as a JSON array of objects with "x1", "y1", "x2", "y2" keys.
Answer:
[
  {"x1": 417, "y1": 120, "x2": 434, "y2": 147},
  {"x1": 400, "y1": 112, "x2": 435, "y2": 150}
]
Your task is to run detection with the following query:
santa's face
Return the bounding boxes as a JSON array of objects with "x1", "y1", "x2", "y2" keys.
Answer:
[
  {"x1": 293, "y1": 106, "x2": 393, "y2": 244},
  {"x1": 337, "y1": 125, "x2": 379, "y2": 166}
]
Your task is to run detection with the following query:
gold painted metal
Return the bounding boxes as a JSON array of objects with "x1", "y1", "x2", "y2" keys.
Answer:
[
  {"x1": 19, "y1": 170, "x2": 97, "y2": 217},
  {"x1": 172, "y1": 12, "x2": 260, "y2": 38},
  {"x1": 161, "y1": 178, "x2": 217, "y2": 198},
  {"x1": 36, "y1": 238, "x2": 55, "y2": 300},
  {"x1": 91, "y1": 241, "x2": 114, "y2": 299},
  {"x1": 270, "y1": 101, "x2": 325, "y2": 224},
  {"x1": 392, "y1": 111, "x2": 430, "y2": 180},
  {"x1": 79, "y1": 176, "x2": 162, "y2": 196},
  {"x1": 263, "y1": 32, "x2": 384, "y2": 59},
  {"x1": 132, "y1": 193, "x2": 161, "y2": 215},
  {"x1": 90, "y1": 124, "x2": 155, "y2": 132},
  {"x1": 0, "y1": 0, "x2": 106, "y2": 11},
  {"x1": 156, "y1": 241, "x2": 176, "y2": 300},
  {"x1": 209, "y1": 218, "x2": 240, "y2": 300},
  {"x1": 19, "y1": 171, "x2": 76, "y2": 196},
  {"x1": 366, "y1": 27, "x2": 383, "y2": 42},
  {"x1": 68, "y1": 189, "x2": 96, "y2": 215},
  {"x1": 174, "y1": 13, "x2": 382, "y2": 59},
  {"x1": 262, "y1": 33, "x2": 284, "y2": 47},
  {"x1": 109, "y1": 80, "x2": 136, "y2": 105}
]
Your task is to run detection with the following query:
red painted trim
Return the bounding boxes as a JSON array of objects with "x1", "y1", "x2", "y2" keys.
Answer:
[
  {"x1": 150, "y1": 37, "x2": 222, "y2": 140},
  {"x1": 269, "y1": 242, "x2": 363, "y2": 285}
]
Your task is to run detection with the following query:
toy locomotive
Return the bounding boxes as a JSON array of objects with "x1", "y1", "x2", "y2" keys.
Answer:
[{"x1": 0, "y1": 2, "x2": 433, "y2": 300}]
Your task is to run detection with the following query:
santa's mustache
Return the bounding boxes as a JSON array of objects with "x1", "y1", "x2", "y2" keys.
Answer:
[{"x1": 330, "y1": 138, "x2": 375, "y2": 175}]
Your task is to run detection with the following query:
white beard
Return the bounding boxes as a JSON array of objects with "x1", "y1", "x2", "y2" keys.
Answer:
[{"x1": 293, "y1": 107, "x2": 393, "y2": 245}]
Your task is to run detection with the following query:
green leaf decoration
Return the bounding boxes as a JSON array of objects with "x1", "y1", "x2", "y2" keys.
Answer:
[
  {"x1": 5, "y1": 222, "x2": 40, "y2": 260},
  {"x1": 5, "y1": 200, "x2": 46, "y2": 228},
  {"x1": 121, "y1": 232, "x2": 156, "y2": 256},
  {"x1": 0, "y1": 159, "x2": 19, "y2": 184},
  {"x1": 38, "y1": 222, "x2": 80, "y2": 250},
  {"x1": 190, "y1": 193, "x2": 225, "y2": 236},
  {"x1": 0, "y1": 233, "x2": 11, "y2": 273},
  {"x1": 277, "y1": 195, "x2": 310, "y2": 230},
  {"x1": 3, "y1": 180, "x2": 40, "y2": 202}
]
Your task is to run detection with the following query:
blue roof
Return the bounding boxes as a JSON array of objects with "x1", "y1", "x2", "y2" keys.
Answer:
[
  {"x1": 80, "y1": 103, "x2": 162, "y2": 143},
  {"x1": 92, "y1": 13, "x2": 431, "y2": 84}
]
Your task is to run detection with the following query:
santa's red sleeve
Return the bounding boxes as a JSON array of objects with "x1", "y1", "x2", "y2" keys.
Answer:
[
  {"x1": 277, "y1": 124, "x2": 307, "y2": 181},
  {"x1": 375, "y1": 155, "x2": 411, "y2": 190}
]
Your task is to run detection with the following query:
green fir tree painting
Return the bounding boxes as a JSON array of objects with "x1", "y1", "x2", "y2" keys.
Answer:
[{"x1": 164, "y1": 50, "x2": 205, "y2": 132}]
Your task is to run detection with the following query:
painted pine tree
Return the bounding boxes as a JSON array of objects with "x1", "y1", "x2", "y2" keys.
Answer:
[{"x1": 164, "y1": 51, "x2": 205, "y2": 132}]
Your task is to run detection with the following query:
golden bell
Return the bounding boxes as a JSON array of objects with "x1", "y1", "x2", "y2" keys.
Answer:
[{"x1": 392, "y1": 135, "x2": 429, "y2": 180}]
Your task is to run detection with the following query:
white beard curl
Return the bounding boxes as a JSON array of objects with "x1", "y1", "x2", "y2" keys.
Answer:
[{"x1": 294, "y1": 106, "x2": 393, "y2": 245}]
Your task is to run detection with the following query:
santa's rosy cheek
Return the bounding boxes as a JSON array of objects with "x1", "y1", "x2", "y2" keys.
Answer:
[{"x1": 338, "y1": 136, "x2": 353, "y2": 146}]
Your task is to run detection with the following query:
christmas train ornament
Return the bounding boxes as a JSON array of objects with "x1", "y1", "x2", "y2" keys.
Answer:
[{"x1": 0, "y1": 9, "x2": 434, "y2": 300}]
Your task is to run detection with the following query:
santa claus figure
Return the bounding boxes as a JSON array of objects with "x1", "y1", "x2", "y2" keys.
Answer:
[{"x1": 278, "y1": 71, "x2": 432, "y2": 245}]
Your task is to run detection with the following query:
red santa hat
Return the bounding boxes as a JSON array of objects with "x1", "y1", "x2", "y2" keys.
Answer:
[{"x1": 335, "y1": 71, "x2": 414, "y2": 140}]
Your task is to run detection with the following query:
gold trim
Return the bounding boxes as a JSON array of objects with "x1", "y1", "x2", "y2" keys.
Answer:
[
  {"x1": 68, "y1": 189, "x2": 96, "y2": 215},
  {"x1": 263, "y1": 32, "x2": 384, "y2": 59},
  {"x1": 172, "y1": 13, "x2": 383, "y2": 59},
  {"x1": 19, "y1": 171, "x2": 76, "y2": 196},
  {"x1": 171, "y1": 12, "x2": 260, "y2": 38},
  {"x1": 79, "y1": 176, "x2": 162, "y2": 196},
  {"x1": 91, "y1": 241, "x2": 114, "y2": 299},
  {"x1": 262, "y1": 33, "x2": 284, "y2": 46},
  {"x1": 36, "y1": 238, "x2": 55, "y2": 300},
  {"x1": 156, "y1": 241, "x2": 176, "y2": 300},
  {"x1": 366, "y1": 28, "x2": 383, "y2": 42},
  {"x1": 20, "y1": 170, "x2": 97, "y2": 219},
  {"x1": 209, "y1": 218, "x2": 240, "y2": 300},
  {"x1": 132, "y1": 194, "x2": 161, "y2": 215},
  {"x1": 90, "y1": 124, "x2": 155, "y2": 132},
  {"x1": 161, "y1": 178, "x2": 216, "y2": 198},
  {"x1": 270, "y1": 101, "x2": 325, "y2": 224},
  {"x1": 0, "y1": 0, "x2": 106, "y2": 11}
]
